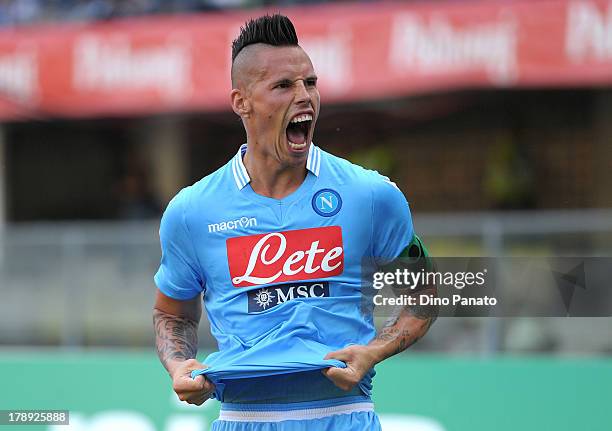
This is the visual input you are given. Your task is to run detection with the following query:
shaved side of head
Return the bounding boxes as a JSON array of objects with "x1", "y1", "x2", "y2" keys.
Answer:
[{"x1": 231, "y1": 44, "x2": 265, "y2": 90}]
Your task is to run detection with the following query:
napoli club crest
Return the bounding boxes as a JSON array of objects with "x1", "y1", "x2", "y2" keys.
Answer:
[{"x1": 312, "y1": 189, "x2": 342, "y2": 217}]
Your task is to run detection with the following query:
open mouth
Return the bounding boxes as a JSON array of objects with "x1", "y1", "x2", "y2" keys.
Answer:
[{"x1": 286, "y1": 113, "x2": 313, "y2": 150}]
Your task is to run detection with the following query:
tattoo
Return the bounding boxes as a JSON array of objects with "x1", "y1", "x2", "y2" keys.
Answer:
[
  {"x1": 397, "y1": 331, "x2": 418, "y2": 354},
  {"x1": 374, "y1": 327, "x2": 420, "y2": 355},
  {"x1": 153, "y1": 309, "x2": 198, "y2": 372},
  {"x1": 373, "y1": 287, "x2": 438, "y2": 358},
  {"x1": 372, "y1": 244, "x2": 438, "y2": 358},
  {"x1": 375, "y1": 326, "x2": 400, "y2": 342}
]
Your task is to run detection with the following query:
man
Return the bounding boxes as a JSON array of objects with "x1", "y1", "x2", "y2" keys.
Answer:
[{"x1": 153, "y1": 14, "x2": 436, "y2": 430}]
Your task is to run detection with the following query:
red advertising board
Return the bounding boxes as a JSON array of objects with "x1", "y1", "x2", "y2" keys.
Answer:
[{"x1": 0, "y1": 0, "x2": 610, "y2": 120}]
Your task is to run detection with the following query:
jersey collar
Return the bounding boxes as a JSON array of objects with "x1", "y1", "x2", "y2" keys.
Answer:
[{"x1": 231, "y1": 143, "x2": 321, "y2": 190}]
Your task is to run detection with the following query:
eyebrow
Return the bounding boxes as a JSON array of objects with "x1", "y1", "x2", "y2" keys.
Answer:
[
  {"x1": 272, "y1": 78, "x2": 294, "y2": 86},
  {"x1": 271, "y1": 75, "x2": 318, "y2": 85}
]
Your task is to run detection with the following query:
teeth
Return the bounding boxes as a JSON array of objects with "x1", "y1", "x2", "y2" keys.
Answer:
[
  {"x1": 288, "y1": 140, "x2": 308, "y2": 149},
  {"x1": 290, "y1": 114, "x2": 313, "y2": 123},
  {"x1": 287, "y1": 113, "x2": 312, "y2": 150}
]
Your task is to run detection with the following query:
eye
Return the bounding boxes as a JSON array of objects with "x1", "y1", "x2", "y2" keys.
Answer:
[
  {"x1": 275, "y1": 81, "x2": 292, "y2": 89},
  {"x1": 306, "y1": 78, "x2": 317, "y2": 87}
]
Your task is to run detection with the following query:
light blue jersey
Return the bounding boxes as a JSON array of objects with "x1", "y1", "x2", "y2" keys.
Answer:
[{"x1": 155, "y1": 144, "x2": 413, "y2": 425}]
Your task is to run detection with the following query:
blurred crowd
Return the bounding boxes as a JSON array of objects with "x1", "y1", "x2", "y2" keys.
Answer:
[
  {"x1": 0, "y1": 0, "x2": 368, "y2": 26},
  {"x1": 0, "y1": 0, "x2": 520, "y2": 27},
  {"x1": 0, "y1": 0, "x2": 226, "y2": 26}
]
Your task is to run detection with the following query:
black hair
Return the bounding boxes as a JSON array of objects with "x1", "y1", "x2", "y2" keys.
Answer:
[{"x1": 231, "y1": 14, "x2": 299, "y2": 62}]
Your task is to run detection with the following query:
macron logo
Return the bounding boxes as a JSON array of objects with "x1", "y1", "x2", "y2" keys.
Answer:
[{"x1": 208, "y1": 216, "x2": 257, "y2": 233}]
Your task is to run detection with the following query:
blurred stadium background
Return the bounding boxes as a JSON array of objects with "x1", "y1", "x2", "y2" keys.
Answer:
[{"x1": 1, "y1": 0, "x2": 612, "y2": 430}]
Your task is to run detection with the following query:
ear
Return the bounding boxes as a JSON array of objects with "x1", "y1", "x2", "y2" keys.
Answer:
[{"x1": 231, "y1": 88, "x2": 250, "y2": 118}]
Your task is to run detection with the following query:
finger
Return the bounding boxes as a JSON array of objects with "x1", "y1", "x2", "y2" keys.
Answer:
[
  {"x1": 191, "y1": 374, "x2": 216, "y2": 395},
  {"x1": 322, "y1": 366, "x2": 347, "y2": 382},
  {"x1": 177, "y1": 387, "x2": 210, "y2": 404},
  {"x1": 181, "y1": 394, "x2": 203, "y2": 405},
  {"x1": 174, "y1": 376, "x2": 206, "y2": 393},
  {"x1": 173, "y1": 361, "x2": 207, "y2": 382},
  {"x1": 182, "y1": 375, "x2": 214, "y2": 392},
  {"x1": 193, "y1": 385, "x2": 215, "y2": 404},
  {"x1": 324, "y1": 348, "x2": 352, "y2": 362},
  {"x1": 322, "y1": 368, "x2": 354, "y2": 391},
  {"x1": 323, "y1": 349, "x2": 339, "y2": 360},
  {"x1": 193, "y1": 375, "x2": 206, "y2": 387},
  {"x1": 183, "y1": 359, "x2": 208, "y2": 373},
  {"x1": 188, "y1": 393, "x2": 208, "y2": 406},
  {"x1": 177, "y1": 391, "x2": 201, "y2": 403},
  {"x1": 201, "y1": 378, "x2": 215, "y2": 393}
]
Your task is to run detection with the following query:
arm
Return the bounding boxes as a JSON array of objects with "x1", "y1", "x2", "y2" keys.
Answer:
[
  {"x1": 153, "y1": 289, "x2": 214, "y2": 405},
  {"x1": 367, "y1": 284, "x2": 437, "y2": 361},
  {"x1": 324, "y1": 287, "x2": 437, "y2": 391},
  {"x1": 368, "y1": 235, "x2": 437, "y2": 361},
  {"x1": 323, "y1": 237, "x2": 438, "y2": 391}
]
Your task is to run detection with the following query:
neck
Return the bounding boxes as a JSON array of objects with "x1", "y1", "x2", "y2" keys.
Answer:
[{"x1": 243, "y1": 145, "x2": 308, "y2": 200}]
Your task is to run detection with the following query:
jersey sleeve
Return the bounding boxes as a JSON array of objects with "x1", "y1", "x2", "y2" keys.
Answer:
[
  {"x1": 371, "y1": 174, "x2": 415, "y2": 263},
  {"x1": 154, "y1": 190, "x2": 205, "y2": 300}
]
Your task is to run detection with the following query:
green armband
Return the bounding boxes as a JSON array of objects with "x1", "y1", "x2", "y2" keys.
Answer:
[{"x1": 399, "y1": 234, "x2": 433, "y2": 271}]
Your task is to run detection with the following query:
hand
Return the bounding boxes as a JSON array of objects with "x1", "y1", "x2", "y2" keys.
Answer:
[
  {"x1": 170, "y1": 358, "x2": 215, "y2": 405},
  {"x1": 322, "y1": 345, "x2": 380, "y2": 392}
]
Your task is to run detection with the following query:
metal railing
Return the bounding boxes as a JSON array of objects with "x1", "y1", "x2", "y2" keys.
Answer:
[{"x1": 1, "y1": 209, "x2": 611, "y2": 354}]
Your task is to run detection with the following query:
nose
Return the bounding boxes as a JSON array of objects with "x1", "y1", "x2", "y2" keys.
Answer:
[{"x1": 294, "y1": 80, "x2": 311, "y2": 105}]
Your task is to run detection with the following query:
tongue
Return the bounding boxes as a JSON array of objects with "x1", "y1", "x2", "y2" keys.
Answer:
[{"x1": 286, "y1": 125, "x2": 306, "y2": 146}]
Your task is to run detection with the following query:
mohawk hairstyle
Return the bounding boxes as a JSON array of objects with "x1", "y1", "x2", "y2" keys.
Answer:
[{"x1": 231, "y1": 14, "x2": 299, "y2": 62}]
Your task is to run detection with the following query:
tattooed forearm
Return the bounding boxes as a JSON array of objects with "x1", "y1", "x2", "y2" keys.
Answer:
[
  {"x1": 374, "y1": 321, "x2": 422, "y2": 354},
  {"x1": 369, "y1": 287, "x2": 438, "y2": 360},
  {"x1": 153, "y1": 309, "x2": 199, "y2": 373},
  {"x1": 371, "y1": 316, "x2": 429, "y2": 359}
]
